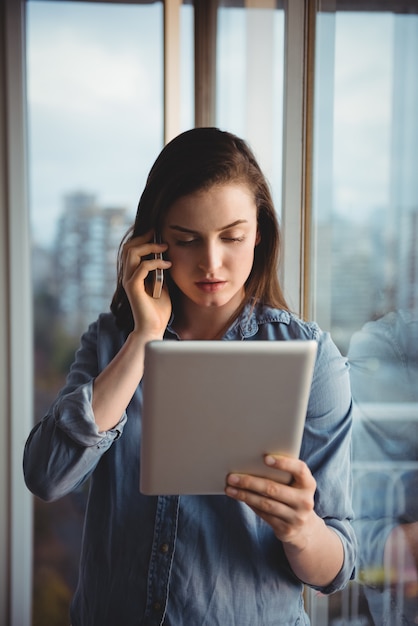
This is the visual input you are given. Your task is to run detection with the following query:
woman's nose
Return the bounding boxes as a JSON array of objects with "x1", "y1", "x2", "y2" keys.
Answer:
[{"x1": 197, "y1": 241, "x2": 222, "y2": 273}]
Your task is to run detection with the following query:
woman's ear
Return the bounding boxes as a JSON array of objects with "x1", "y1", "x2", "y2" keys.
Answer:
[{"x1": 255, "y1": 229, "x2": 261, "y2": 246}]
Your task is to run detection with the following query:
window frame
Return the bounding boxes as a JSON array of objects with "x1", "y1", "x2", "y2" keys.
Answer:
[{"x1": 1, "y1": 1, "x2": 33, "y2": 625}]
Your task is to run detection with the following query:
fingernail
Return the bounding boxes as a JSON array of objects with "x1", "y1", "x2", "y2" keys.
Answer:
[
  {"x1": 228, "y1": 474, "x2": 240, "y2": 485},
  {"x1": 265, "y1": 455, "x2": 275, "y2": 466}
]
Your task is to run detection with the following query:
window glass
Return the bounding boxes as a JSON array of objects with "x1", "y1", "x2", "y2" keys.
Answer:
[
  {"x1": 216, "y1": 0, "x2": 284, "y2": 215},
  {"x1": 180, "y1": 1, "x2": 195, "y2": 131},
  {"x1": 26, "y1": 1, "x2": 164, "y2": 623},
  {"x1": 310, "y1": 5, "x2": 418, "y2": 624}
]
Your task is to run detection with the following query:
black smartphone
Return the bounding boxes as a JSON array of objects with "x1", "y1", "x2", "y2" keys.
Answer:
[{"x1": 152, "y1": 233, "x2": 164, "y2": 299}]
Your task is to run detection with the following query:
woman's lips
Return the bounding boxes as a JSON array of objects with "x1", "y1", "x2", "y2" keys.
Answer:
[{"x1": 195, "y1": 280, "x2": 226, "y2": 293}]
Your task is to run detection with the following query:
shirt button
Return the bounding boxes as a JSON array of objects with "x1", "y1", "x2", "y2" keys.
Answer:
[{"x1": 160, "y1": 542, "x2": 169, "y2": 554}]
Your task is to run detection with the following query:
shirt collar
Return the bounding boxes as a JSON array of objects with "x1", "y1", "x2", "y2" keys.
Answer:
[{"x1": 165, "y1": 301, "x2": 291, "y2": 341}]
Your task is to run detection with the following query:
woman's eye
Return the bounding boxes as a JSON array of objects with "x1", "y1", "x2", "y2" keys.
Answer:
[
  {"x1": 175, "y1": 235, "x2": 245, "y2": 246},
  {"x1": 222, "y1": 236, "x2": 245, "y2": 243},
  {"x1": 176, "y1": 239, "x2": 197, "y2": 246}
]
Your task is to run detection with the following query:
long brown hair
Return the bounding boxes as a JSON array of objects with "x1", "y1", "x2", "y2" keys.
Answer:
[{"x1": 111, "y1": 127, "x2": 289, "y2": 331}]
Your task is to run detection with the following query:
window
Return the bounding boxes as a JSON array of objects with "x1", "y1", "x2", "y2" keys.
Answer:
[{"x1": 309, "y1": 3, "x2": 418, "y2": 623}]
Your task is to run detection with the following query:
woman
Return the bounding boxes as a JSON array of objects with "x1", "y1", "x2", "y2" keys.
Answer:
[{"x1": 24, "y1": 127, "x2": 356, "y2": 625}]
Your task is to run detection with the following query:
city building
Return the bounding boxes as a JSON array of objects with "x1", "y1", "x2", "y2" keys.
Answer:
[{"x1": 54, "y1": 191, "x2": 132, "y2": 335}]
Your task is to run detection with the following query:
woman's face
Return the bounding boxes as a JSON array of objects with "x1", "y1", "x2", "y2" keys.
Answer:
[{"x1": 161, "y1": 183, "x2": 259, "y2": 312}]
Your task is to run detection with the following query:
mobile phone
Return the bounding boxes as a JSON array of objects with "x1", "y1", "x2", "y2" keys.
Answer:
[{"x1": 152, "y1": 234, "x2": 164, "y2": 299}]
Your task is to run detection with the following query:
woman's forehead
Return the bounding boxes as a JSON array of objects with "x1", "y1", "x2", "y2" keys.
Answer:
[{"x1": 164, "y1": 183, "x2": 257, "y2": 227}]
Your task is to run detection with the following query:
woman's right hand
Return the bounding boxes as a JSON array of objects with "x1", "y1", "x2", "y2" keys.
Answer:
[{"x1": 121, "y1": 231, "x2": 172, "y2": 338}]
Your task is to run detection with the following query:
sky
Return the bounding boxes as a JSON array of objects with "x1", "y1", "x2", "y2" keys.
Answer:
[
  {"x1": 26, "y1": 1, "x2": 167, "y2": 246},
  {"x1": 26, "y1": 2, "x2": 417, "y2": 248}
]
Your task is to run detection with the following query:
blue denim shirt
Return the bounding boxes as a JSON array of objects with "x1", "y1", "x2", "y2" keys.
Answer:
[{"x1": 24, "y1": 304, "x2": 356, "y2": 626}]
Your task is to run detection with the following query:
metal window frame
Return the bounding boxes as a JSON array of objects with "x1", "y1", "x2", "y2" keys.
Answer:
[{"x1": 280, "y1": 0, "x2": 315, "y2": 315}]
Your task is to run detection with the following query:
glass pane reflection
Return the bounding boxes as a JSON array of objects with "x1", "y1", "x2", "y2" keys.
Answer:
[{"x1": 311, "y1": 6, "x2": 418, "y2": 625}]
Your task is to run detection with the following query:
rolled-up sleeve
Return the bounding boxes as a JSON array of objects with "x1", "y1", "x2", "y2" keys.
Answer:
[
  {"x1": 54, "y1": 380, "x2": 125, "y2": 447},
  {"x1": 23, "y1": 315, "x2": 127, "y2": 502}
]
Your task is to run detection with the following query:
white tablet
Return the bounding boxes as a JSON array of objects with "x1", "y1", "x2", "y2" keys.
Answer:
[{"x1": 140, "y1": 339, "x2": 317, "y2": 495}]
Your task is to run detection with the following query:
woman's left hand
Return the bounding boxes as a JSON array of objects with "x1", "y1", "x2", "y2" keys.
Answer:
[
  {"x1": 225, "y1": 455, "x2": 317, "y2": 548},
  {"x1": 225, "y1": 455, "x2": 345, "y2": 587}
]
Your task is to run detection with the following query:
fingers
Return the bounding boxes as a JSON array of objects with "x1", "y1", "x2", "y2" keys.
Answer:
[
  {"x1": 226, "y1": 455, "x2": 315, "y2": 496},
  {"x1": 120, "y1": 232, "x2": 173, "y2": 334},
  {"x1": 225, "y1": 456, "x2": 317, "y2": 540},
  {"x1": 122, "y1": 232, "x2": 170, "y2": 290},
  {"x1": 122, "y1": 231, "x2": 167, "y2": 258}
]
